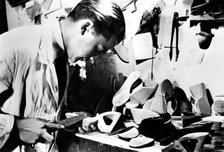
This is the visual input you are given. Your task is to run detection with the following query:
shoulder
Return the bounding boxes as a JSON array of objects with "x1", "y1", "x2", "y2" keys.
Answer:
[
  {"x1": 0, "y1": 25, "x2": 42, "y2": 46},
  {"x1": 0, "y1": 25, "x2": 43, "y2": 65}
]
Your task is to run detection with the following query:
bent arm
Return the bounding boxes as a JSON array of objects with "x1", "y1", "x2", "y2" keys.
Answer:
[
  {"x1": 0, "y1": 35, "x2": 16, "y2": 149},
  {"x1": 0, "y1": 36, "x2": 15, "y2": 105}
]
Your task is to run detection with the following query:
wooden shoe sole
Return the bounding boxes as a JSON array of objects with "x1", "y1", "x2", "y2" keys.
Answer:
[
  {"x1": 129, "y1": 134, "x2": 154, "y2": 148},
  {"x1": 129, "y1": 83, "x2": 158, "y2": 105},
  {"x1": 112, "y1": 71, "x2": 141, "y2": 107},
  {"x1": 117, "y1": 127, "x2": 139, "y2": 141},
  {"x1": 125, "y1": 99, "x2": 139, "y2": 109}
]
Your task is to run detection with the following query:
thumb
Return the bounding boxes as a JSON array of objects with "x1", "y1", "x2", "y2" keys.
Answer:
[{"x1": 41, "y1": 129, "x2": 54, "y2": 142}]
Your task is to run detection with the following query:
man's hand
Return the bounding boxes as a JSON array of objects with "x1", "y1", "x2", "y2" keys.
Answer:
[
  {"x1": 65, "y1": 112, "x2": 97, "y2": 133},
  {"x1": 16, "y1": 118, "x2": 64, "y2": 144},
  {"x1": 79, "y1": 117, "x2": 97, "y2": 133}
]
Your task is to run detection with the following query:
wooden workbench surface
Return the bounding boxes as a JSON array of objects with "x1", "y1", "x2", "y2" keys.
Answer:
[{"x1": 75, "y1": 131, "x2": 174, "y2": 152}]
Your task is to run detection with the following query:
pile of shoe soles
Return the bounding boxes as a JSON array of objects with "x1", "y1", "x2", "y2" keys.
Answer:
[{"x1": 91, "y1": 71, "x2": 224, "y2": 151}]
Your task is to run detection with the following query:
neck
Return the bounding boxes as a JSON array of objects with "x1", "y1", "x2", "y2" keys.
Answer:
[{"x1": 52, "y1": 19, "x2": 66, "y2": 60}]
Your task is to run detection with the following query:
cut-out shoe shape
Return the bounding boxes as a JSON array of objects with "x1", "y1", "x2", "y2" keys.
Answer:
[
  {"x1": 117, "y1": 127, "x2": 139, "y2": 141},
  {"x1": 82, "y1": 111, "x2": 121, "y2": 133}
]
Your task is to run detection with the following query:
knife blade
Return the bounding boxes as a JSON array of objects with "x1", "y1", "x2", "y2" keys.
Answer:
[{"x1": 57, "y1": 112, "x2": 88, "y2": 127}]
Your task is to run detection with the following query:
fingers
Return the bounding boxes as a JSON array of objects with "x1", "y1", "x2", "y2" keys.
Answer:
[
  {"x1": 65, "y1": 112, "x2": 78, "y2": 118},
  {"x1": 65, "y1": 112, "x2": 92, "y2": 119},
  {"x1": 82, "y1": 124, "x2": 91, "y2": 132},
  {"x1": 44, "y1": 122, "x2": 64, "y2": 131},
  {"x1": 19, "y1": 131, "x2": 39, "y2": 144},
  {"x1": 78, "y1": 126, "x2": 95, "y2": 134},
  {"x1": 79, "y1": 123, "x2": 97, "y2": 134},
  {"x1": 78, "y1": 124, "x2": 97, "y2": 133},
  {"x1": 16, "y1": 118, "x2": 63, "y2": 144},
  {"x1": 82, "y1": 117, "x2": 98, "y2": 128},
  {"x1": 77, "y1": 117, "x2": 98, "y2": 134},
  {"x1": 78, "y1": 127, "x2": 85, "y2": 134},
  {"x1": 90, "y1": 124, "x2": 97, "y2": 131}
]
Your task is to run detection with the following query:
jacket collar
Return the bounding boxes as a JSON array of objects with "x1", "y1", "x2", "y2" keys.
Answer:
[{"x1": 38, "y1": 19, "x2": 65, "y2": 65}]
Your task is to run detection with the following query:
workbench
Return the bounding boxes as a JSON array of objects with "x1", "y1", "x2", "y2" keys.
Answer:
[
  {"x1": 57, "y1": 118, "x2": 223, "y2": 152},
  {"x1": 71, "y1": 131, "x2": 175, "y2": 152},
  {"x1": 61, "y1": 131, "x2": 224, "y2": 152}
]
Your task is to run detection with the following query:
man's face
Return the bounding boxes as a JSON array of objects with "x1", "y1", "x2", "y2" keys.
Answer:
[{"x1": 66, "y1": 26, "x2": 117, "y2": 63}]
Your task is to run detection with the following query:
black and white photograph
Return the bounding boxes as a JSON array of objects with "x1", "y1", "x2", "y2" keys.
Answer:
[{"x1": 0, "y1": 0, "x2": 224, "y2": 151}]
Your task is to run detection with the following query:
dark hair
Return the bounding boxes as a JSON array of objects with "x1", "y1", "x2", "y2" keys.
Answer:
[{"x1": 67, "y1": 0, "x2": 125, "y2": 44}]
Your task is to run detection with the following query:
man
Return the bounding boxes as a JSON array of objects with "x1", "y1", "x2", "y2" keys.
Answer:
[{"x1": 0, "y1": 0, "x2": 127, "y2": 151}]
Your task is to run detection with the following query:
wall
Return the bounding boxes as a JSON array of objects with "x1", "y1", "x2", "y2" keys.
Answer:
[
  {"x1": 114, "y1": 0, "x2": 224, "y2": 104},
  {"x1": 156, "y1": 0, "x2": 224, "y2": 100}
]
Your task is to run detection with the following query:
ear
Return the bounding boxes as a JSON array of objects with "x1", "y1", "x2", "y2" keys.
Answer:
[{"x1": 81, "y1": 19, "x2": 94, "y2": 35}]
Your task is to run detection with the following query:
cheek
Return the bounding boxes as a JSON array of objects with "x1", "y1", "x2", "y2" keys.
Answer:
[
  {"x1": 68, "y1": 40, "x2": 96, "y2": 57},
  {"x1": 81, "y1": 41, "x2": 99, "y2": 57},
  {"x1": 81, "y1": 42, "x2": 96, "y2": 56}
]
